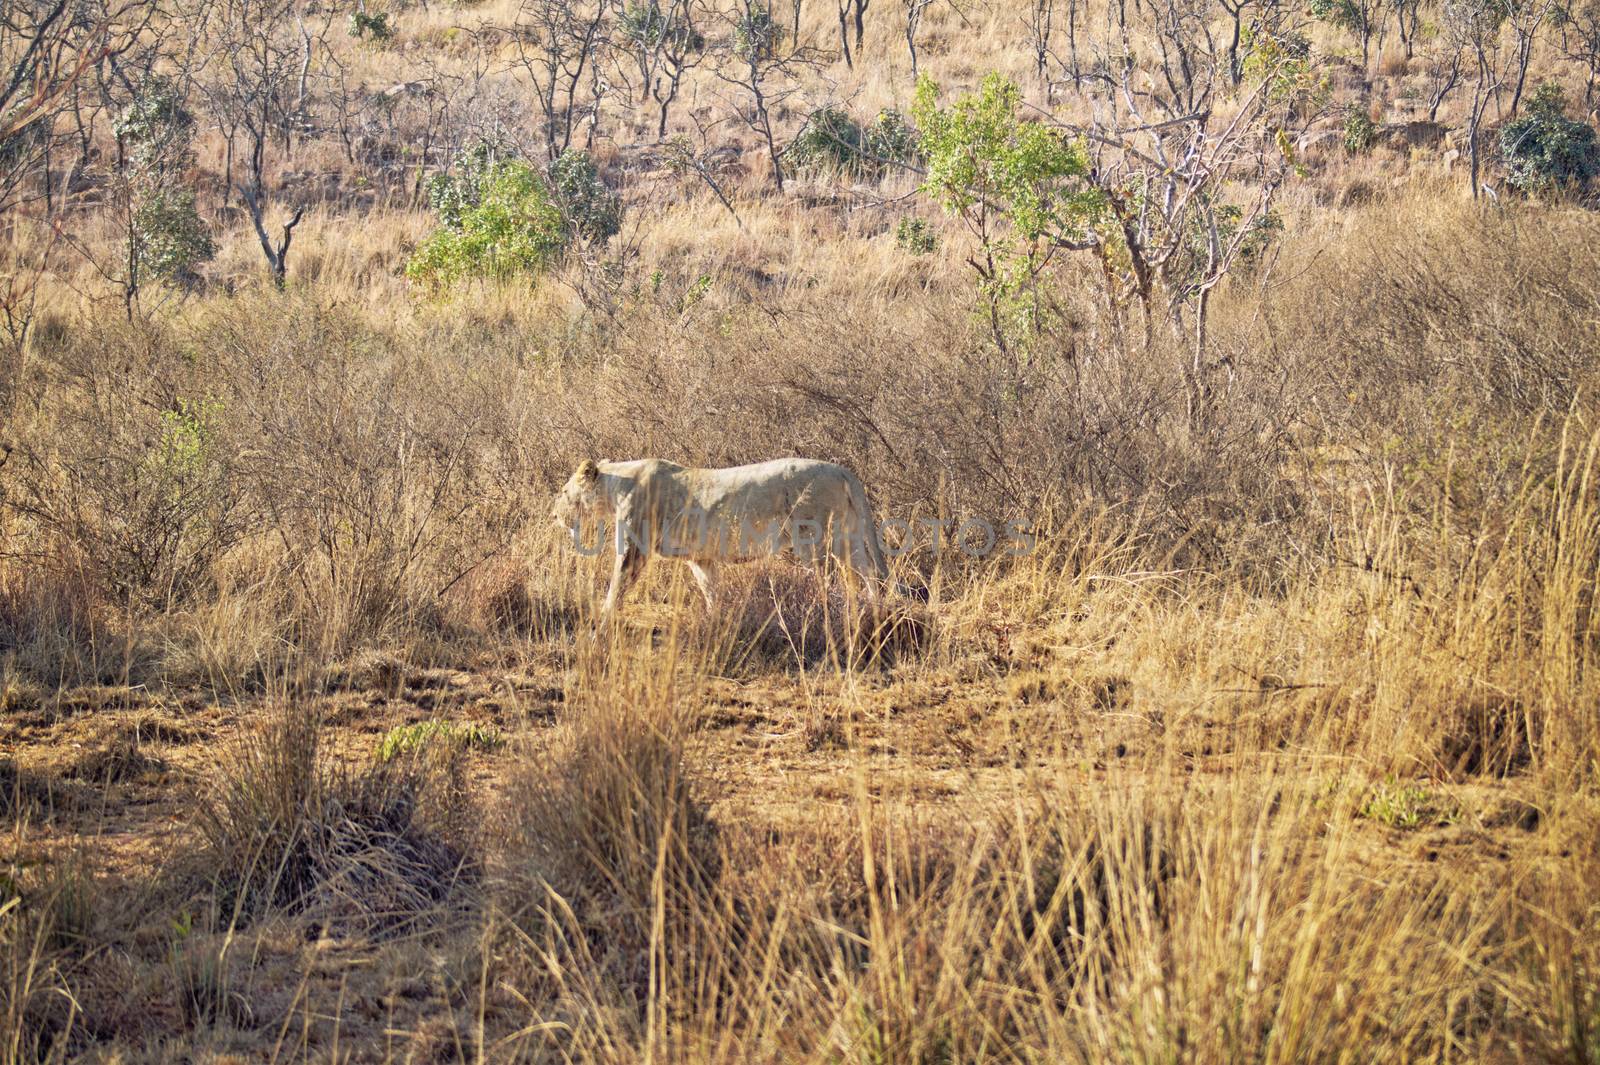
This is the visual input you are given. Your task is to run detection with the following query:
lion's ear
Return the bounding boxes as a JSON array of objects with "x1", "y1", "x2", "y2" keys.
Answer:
[{"x1": 576, "y1": 459, "x2": 600, "y2": 485}]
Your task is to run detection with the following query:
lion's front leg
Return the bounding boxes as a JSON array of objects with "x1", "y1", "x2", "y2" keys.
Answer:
[{"x1": 599, "y1": 543, "x2": 646, "y2": 623}]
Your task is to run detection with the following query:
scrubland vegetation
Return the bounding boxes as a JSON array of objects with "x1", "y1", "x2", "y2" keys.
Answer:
[{"x1": 3, "y1": 0, "x2": 1600, "y2": 1057}]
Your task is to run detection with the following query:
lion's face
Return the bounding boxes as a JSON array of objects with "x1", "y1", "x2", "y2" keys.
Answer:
[{"x1": 550, "y1": 459, "x2": 604, "y2": 538}]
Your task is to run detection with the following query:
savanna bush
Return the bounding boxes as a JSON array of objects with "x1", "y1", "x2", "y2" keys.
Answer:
[
  {"x1": 1501, "y1": 82, "x2": 1600, "y2": 194},
  {"x1": 619, "y1": 0, "x2": 704, "y2": 49},
  {"x1": 115, "y1": 77, "x2": 214, "y2": 290},
  {"x1": 408, "y1": 144, "x2": 622, "y2": 286},
  {"x1": 1343, "y1": 105, "x2": 1377, "y2": 154},
  {"x1": 408, "y1": 154, "x2": 566, "y2": 286},
  {"x1": 787, "y1": 106, "x2": 919, "y2": 179},
  {"x1": 131, "y1": 189, "x2": 215, "y2": 284},
  {"x1": 547, "y1": 149, "x2": 623, "y2": 243},
  {"x1": 348, "y1": 8, "x2": 393, "y2": 40},
  {"x1": 895, "y1": 215, "x2": 938, "y2": 254},
  {"x1": 5, "y1": 385, "x2": 247, "y2": 610}
]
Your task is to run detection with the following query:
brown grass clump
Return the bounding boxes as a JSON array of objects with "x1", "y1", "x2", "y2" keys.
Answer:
[
  {"x1": 670, "y1": 560, "x2": 932, "y2": 674},
  {"x1": 498, "y1": 648, "x2": 721, "y2": 998},
  {"x1": 193, "y1": 708, "x2": 477, "y2": 933}
]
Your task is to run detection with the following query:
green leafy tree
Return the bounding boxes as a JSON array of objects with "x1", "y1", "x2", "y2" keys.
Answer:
[
  {"x1": 113, "y1": 77, "x2": 215, "y2": 314},
  {"x1": 912, "y1": 72, "x2": 1102, "y2": 354},
  {"x1": 914, "y1": 56, "x2": 1312, "y2": 415},
  {"x1": 1500, "y1": 82, "x2": 1600, "y2": 193}
]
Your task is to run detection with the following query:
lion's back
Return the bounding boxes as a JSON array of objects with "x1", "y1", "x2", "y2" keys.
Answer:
[{"x1": 600, "y1": 457, "x2": 868, "y2": 559}]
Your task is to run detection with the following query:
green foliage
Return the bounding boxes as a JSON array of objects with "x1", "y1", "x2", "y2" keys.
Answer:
[
  {"x1": 734, "y1": 3, "x2": 784, "y2": 59},
  {"x1": 150, "y1": 398, "x2": 225, "y2": 487},
  {"x1": 894, "y1": 216, "x2": 938, "y2": 254},
  {"x1": 1357, "y1": 777, "x2": 1457, "y2": 829},
  {"x1": 408, "y1": 153, "x2": 566, "y2": 287},
  {"x1": 677, "y1": 273, "x2": 713, "y2": 312},
  {"x1": 913, "y1": 73, "x2": 1099, "y2": 246},
  {"x1": 1172, "y1": 202, "x2": 1281, "y2": 298},
  {"x1": 1501, "y1": 83, "x2": 1600, "y2": 194},
  {"x1": 117, "y1": 77, "x2": 214, "y2": 289},
  {"x1": 423, "y1": 140, "x2": 503, "y2": 228},
  {"x1": 1343, "y1": 105, "x2": 1377, "y2": 154},
  {"x1": 1240, "y1": 27, "x2": 1322, "y2": 106},
  {"x1": 619, "y1": 1, "x2": 704, "y2": 49},
  {"x1": 1310, "y1": 0, "x2": 1368, "y2": 35},
  {"x1": 377, "y1": 719, "x2": 503, "y2": 763},
  {"x1": 787, "y1": 107, "x2": 920, "y2": 178},
  {"x1": 113, "y1": 76, "x2": 194, "y2": 169},
  {"x1": 911, "y1": 72, "x2": 1101, "y2": 348},
  {"x1": 410, "y1": 144, "x2": 622, "y2": 286},
  {"x1": 348, "y1": 9, "x2": 393, "y2": 40},
  {"x1": 132, "y1": 189, "x2": 215, "y2": 283},
  {"x1": 114, "y1": 396, "x2": 243, "y2": 605},
  {"x1": 548, "y1": 149, "x2": 623, "y2": 243}
]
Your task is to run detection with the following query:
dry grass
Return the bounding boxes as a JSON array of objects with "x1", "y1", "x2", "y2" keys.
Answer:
[
  {"x1": 4, "y1": 0, "x2": 1600, "y2": 1053},
  {"x1": 4, "y1": 190, "x2": 1600, "y2": 1057}
]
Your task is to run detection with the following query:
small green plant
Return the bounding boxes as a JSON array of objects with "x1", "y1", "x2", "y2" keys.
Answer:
[
  {"x1": 377, "y1": 720, "x2": 503, "y2": 763},
  {"x1": 787, "y1": 107, "x2": 920, "y2": 178},
  {"x1": 168, "y1": 908, "x2": 233, "y2": 1026},
  {"x1": 348, "y1": 8, "x2": 393, "y2": 40},
  {"x1": 1240, "y1": 26, "x2": 1320, "y2": 105},
  {"x1": 103, "y1": 395, "x2": 243, "y2": 606},
  {"x1": 151, "y1": 397, "x2": 224, "y2": 482},
  {"x1": 1501, "y1": 82, "x2": 1600, "y2": 194},
  {"x1": 894, "y1": 216, "x2": 938, "y2": 254},
  {"x1": 1343, "y1": 105, "x2": 1378, "y2": 154},
  {"x1": 1357, "y1": 777, "x2": 1455, "y2": 829},
  {"x1": 677, "y1": 273, "x2": 713, "y2": 313},
  {"x1": 734, "y1": 3, "x2": 783, "y2": 59},
  {"x1": 619, "y1": 1, "x2": 704, "y2": 49}
]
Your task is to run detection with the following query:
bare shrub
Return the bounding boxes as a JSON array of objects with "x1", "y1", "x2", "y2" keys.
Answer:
[{"x1": 3, "y1": 319, "x2": 253, "y2": 611}]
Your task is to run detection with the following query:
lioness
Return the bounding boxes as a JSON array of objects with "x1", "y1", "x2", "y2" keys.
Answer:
[{"x1": 550, "y1": 457, "x2": 892, "y2": 618}]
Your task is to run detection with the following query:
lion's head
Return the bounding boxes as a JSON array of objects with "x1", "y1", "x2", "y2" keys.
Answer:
[{"x1": 550, "y1": 458, "x2": 605, "y2": 539}]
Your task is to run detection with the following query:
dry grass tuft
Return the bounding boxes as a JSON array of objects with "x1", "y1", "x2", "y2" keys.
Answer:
[
  {"x1": 498, "y1": 653, "x2": 722, "y2": 1006},
  {"x1": 193, "y1": 708, "x2": 478, "y2": 933}
]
